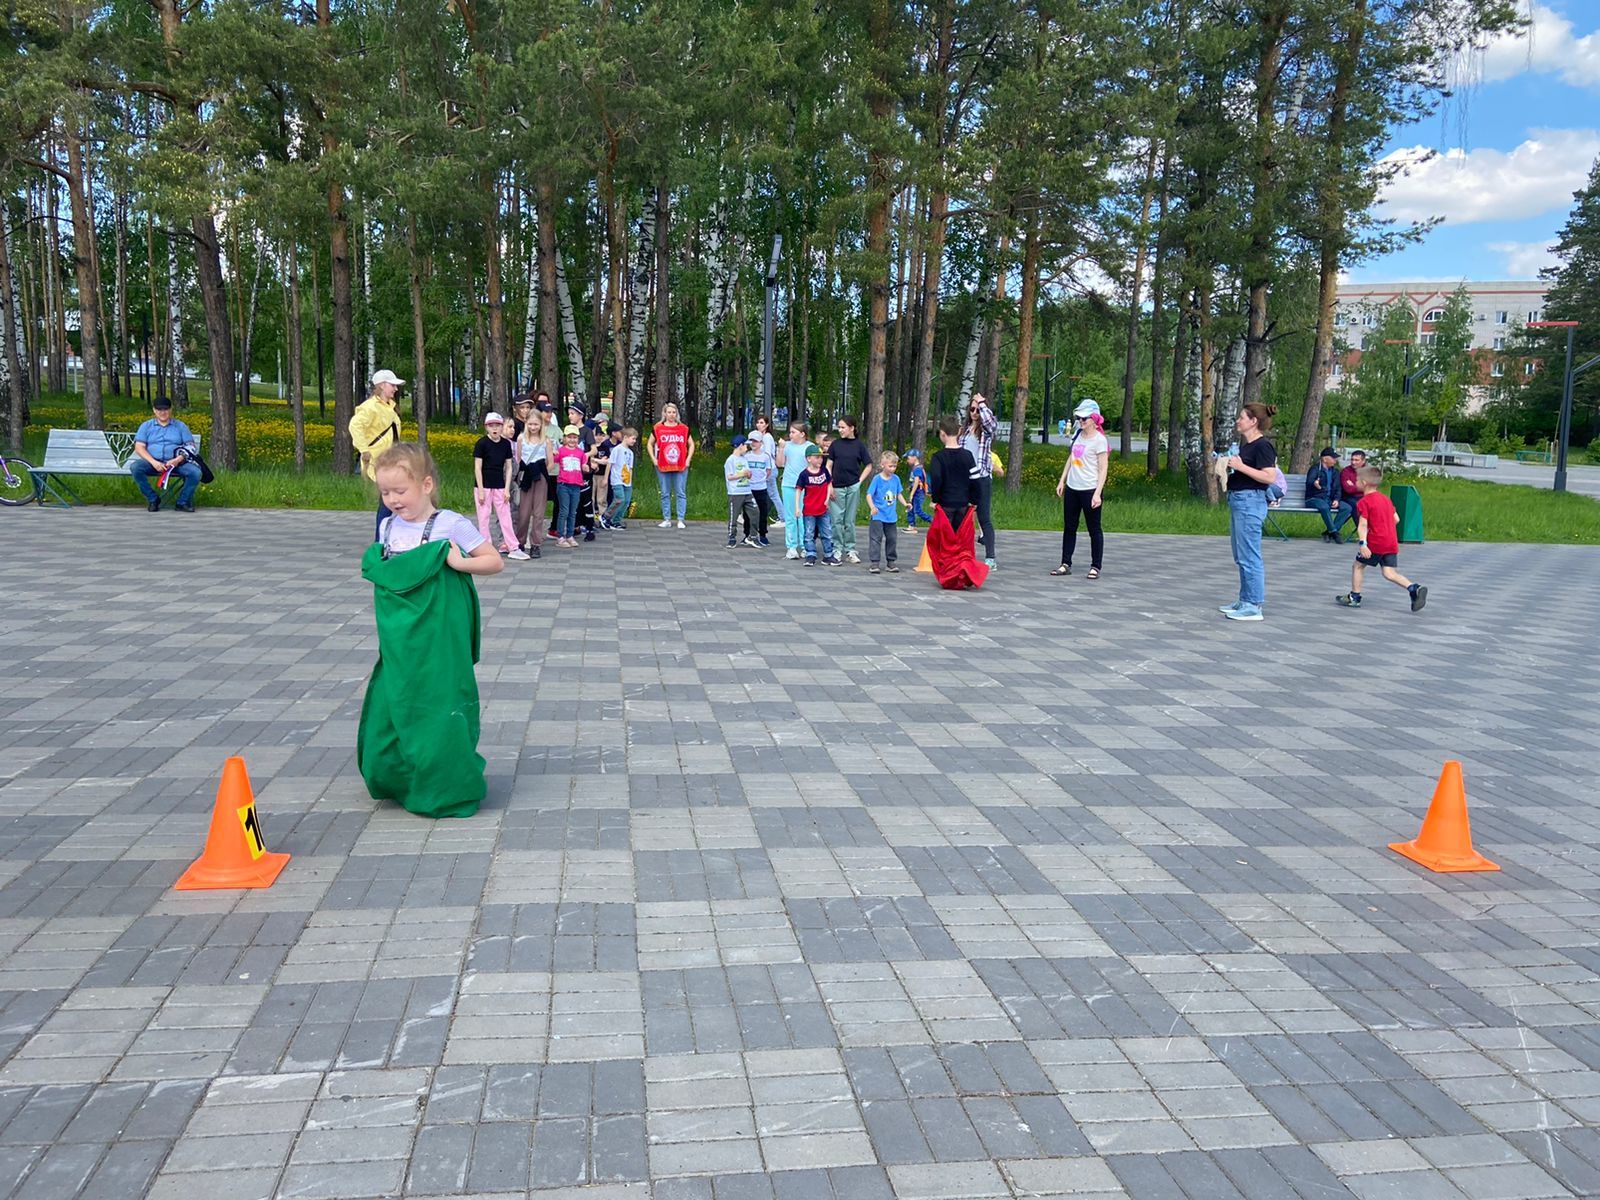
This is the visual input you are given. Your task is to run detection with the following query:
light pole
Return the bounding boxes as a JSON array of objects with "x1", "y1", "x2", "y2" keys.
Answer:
[{"x1": 1527, "y1": 321, "x2": 1598, "y2": 493}]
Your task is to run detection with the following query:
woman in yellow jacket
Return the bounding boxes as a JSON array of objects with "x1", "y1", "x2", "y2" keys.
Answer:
[{"x1": 351, "y1": 370, "x2": 406, "y2": 538}]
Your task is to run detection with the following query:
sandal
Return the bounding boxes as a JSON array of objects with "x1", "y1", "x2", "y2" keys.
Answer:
[
  {"x1": 1050, "y1": 564, "x2": 1071, "y2": 576},
  {"x1": 1087, "y1": 567, "x2": 1100, "y2": 579}
]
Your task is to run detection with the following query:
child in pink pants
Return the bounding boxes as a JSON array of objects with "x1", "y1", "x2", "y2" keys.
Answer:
[{"x1": 473, "y1": 413, "x2": 526, "y2": 559}]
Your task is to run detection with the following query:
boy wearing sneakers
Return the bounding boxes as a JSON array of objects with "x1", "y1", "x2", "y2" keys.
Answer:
[
  {"x1": 904, "y1": 448, "x2": 929, "y2": 531},
  {"x1": 796, "y1": 447, "x2": 838, "y2": 565},
  {"x1": 603, "y1": 427, "x2": 637, "y2": 529},
  {"x1": 1337, "y1": 465, "x2": 1427, "y2": 612},
  {"x1": 724, "y1": 436, "x2": 759, "y2": 548},
  {"x1": 865, "y1": 452, "x2": 905, "y2": 573}
]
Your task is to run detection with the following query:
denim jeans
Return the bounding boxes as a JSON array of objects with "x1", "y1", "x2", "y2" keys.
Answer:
[
  {"x1": 557, "y1": 482, "x2": 583, "y2": 538},
  {"x1": 767, "y1": 481, "x2": 787, "y2": 524},
  {"x1": 907, "y1": 494, "x2": 929, "y2": 527},
  {"x1": 782, "y1": 484, "x2": 804, "y2": 549},
  {"x1": 1228, "y1": 489, "x2": 1268, "y2": 607},
  {"x1": 129, "y1": 458, "x2": 200, "y2": 507},
  {"x1": 828, "y1": 482, "x2": 862, "y2": 554},
  {"x1": 658, "y1": 469, "x2": 687, "y2": 521},
  {"x1": 803, "y1": 514, "x2": 835, "y2": 560},
  {"x1": 603, "y1": 483, "x2": 632, "y2": 526},
  {"x1": 1309, "y1": 497, "x2": 1359, "y2": 538}
]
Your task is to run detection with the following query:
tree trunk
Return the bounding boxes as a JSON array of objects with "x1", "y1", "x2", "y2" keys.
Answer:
[
  {"x1": 43, "y1": 174, "x2": 66, "y2": 394},
  {"x1": 0, "y1": 213, "x2": 29, "y2": 447},
  {"x1": 320, "y1": 0, "x2": 354, "y2": 473},
  {"x1": 887, "y1": 186, "x2": 912, "y2": 448},
  {"x1": 537, "y1": 181, "x2": 559, "y2": 395},
  {"x1": 190, "y1": 214, "x2": 237, "y2": 467},
  {"x1": 1291, "y1": 0, "x2": 1365, "y2": 474},
  {"x1": 520, "y1": 212, "x2": 538, "y2": 387},
  {"x1": 1146, "y1": 146, "x2": 1172, "y2": 476},
  {"x1": 957, "y1": 292, "x2": 982, "y2": 414},
  {"x1": 981, "y1": 232, "x2": 1009, "y2": 397},
  {"x1": 1240, "y1": 3, "x2": 1290, "y2": 411},
  {"x1": 1181, "y1": 319, "x2": 1205, "y2": 496},
  {"x1": 63, "y1": 125, "x2": 104, "y2": 426},
  {"x1": 113, "y1": 191, "x2": 128, "y2": 395},
  {"x1": 796, "y1": 239, "x2": 811, "y2": 426},
  {"x1": 863, "y1": 0, "x2": 893, "y2": 448},
  {"x1": 1166, "y1": 280, "x2": 1188, "y2": 474},
  {"x1": 285, "y1": 240, "x2": 306, "y2": 471},
  {"x1": 238, "y1": 236, "x2": 264, "y2": 408},
  {"x1": 362, "y1": 218, "x2": 376, "y2": 387},
  {"x1": 1121, "y1": 140, "x2": 1159, "y2": 455},
  {"x1": 408, "y1": 218, "x2": 429, "y2": 449},
  {"x1": 1004, "y1": 218, "x2": 1041, "y2": 493},
  {"x1": 1196, "y1": 284, "x2": 1218, "y2": 504},
  {"x1": 651, "y1": 180, "x2": 670, "y2": 426},
  {"x1": 167, "y1": 238, "x2": 188, "y2": 407},
  {"x1": 555, "y1": 247, "x2": 589, "y2": 406},
  {"x1": 483, "y1": 182, "x2": 508, "y2": 415},
  {"x1": 626, "y1": 190, "x2": 655, "y2": 411}
]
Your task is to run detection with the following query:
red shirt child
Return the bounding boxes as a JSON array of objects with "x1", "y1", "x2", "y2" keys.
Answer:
[
  {"x1": 1356, "y1": 491, "x2": 1399, "y2": 554},
  {"x1": 797, "y1": 459, "x2": 833, "y2": 516}
]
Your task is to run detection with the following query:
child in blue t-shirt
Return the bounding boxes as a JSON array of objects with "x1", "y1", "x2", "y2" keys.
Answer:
[
  {"x1": 904, "y1": 448, "x2": 930, "y2": 531},
  {"x1": 865, "y1": 452, "x2": 906, "y2": 574}
]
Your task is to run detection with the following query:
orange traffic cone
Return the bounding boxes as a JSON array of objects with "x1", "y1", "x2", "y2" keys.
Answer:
[
  {"x1": 915, "y1": 540, "x2": 932, "y2": 572},
  {"x1": 175, "y1": 757, "x2": 291, "y2": 890},
  {"x1": 1388, "y1": 760, "x2": 1499, "y2": 873}
]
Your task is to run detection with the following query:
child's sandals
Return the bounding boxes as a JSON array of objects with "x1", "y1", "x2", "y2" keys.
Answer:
[{"x1": 1087, "y1": 567, "x2": 1100, "y2": 580}]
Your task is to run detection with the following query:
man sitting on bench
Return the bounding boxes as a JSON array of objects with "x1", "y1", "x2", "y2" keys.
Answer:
[
  {"x1": 130, "y1": 397, "x2": 202, "y2": 512},
  {"x1": 1306, "y1": 446, "x2": 1357, "y2": 543}
]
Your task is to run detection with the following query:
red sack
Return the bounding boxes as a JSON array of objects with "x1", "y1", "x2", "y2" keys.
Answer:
[{"x1": 927, "y1": 505, "x2": 989, "y2": 590}]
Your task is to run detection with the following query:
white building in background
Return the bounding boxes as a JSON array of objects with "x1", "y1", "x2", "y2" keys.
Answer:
[{"x1": 1328, "y1": 281, "x2": 1549, "y2": 406}]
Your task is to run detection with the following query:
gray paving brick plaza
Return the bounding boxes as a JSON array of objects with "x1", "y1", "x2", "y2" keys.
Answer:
[{"x1": 3, "y1": 506, "x2": 1600, "y2": 1200}]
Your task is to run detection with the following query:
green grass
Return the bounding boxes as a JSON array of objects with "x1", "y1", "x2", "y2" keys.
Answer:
[{"x1": 13, "y1": 392, "x2": 1600, "y2": 544}]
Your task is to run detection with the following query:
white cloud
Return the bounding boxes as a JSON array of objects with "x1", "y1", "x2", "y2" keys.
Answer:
[
  {"x1": 1487, "y1": 239, "x2": 1561, "y2": 276},
  {"x1": 1456, "y1": 3, "x2": 1600, "y2": 90},
  {"x1": 1376, "y1": 128, "x2": 1599, "y2": 223}
]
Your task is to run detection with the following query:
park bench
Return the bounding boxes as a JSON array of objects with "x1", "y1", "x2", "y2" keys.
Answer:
[
  {"x1": 1264, "y1": 474, "x2": 1331, "y2": 541},
  {"x1": 1430, "y1": 440, "x2": 1499, "y2": 469},
  {"x1": 30, "y1": 429, "x2": 201, "y2": 508},
  {"x1": 1514, "y1": 449, "x2": 1554, "y2": 464}
]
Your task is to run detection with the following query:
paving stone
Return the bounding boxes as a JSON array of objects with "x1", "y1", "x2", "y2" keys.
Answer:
[{"x1": 5, "y1": 515, "x2": 1600, "y2": 1197}]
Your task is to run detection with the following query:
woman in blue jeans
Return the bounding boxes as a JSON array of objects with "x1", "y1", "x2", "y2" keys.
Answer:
[{"x1": 1219, "y1": 403, "x2": 1278, "y2": 622}]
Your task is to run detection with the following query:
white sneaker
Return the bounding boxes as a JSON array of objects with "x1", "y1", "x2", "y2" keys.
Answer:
[
  {"x1": 676, "y1": 520, "x2": 687, "y2": 529},
  {"x1": 846, "y1": 551, "x2": 860, "y2": 564},
  {"x1": 507, "y1": 548, "x2": 530, "y2": 561},
  {"x1": 785, "y1": 548, "x2": 800, "y2": 560},
  {"x1": 985, "y1": 558, "x2": 998, "y2": 569},
  {"x1": 658, "y1": 520, "x2": 673, "y2": 528}
]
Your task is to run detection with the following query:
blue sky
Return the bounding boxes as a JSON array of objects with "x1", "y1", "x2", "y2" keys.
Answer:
[{"x1": 1347, "y1": 0, "x2": 1600, "y2": 284}]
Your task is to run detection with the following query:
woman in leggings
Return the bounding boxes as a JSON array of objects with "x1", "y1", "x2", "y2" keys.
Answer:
[{"x1": 1052, "y1": 399, "x2": 1110, "y2": 579}]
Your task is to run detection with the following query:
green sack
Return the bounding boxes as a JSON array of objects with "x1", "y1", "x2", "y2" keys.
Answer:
[{"x1": 357, "y1": 539, "x2": 486, "y2": 818}]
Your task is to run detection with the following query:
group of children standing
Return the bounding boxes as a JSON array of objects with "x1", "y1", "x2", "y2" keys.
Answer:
[{"x1": 722, "y1": 418, "x2": 933, "y2": 572}]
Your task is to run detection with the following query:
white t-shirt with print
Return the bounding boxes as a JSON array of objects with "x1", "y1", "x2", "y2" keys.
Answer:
[{"x1": 1065, "y1": 431, "x2": 1108, "y2": 492}]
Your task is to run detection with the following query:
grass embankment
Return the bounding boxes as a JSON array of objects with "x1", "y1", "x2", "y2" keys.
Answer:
[{"x1": 14, "y1": 394, "x2": 1600, "y2": 544}]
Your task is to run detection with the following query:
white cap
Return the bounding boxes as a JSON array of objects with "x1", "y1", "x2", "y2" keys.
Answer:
[
  {"x1": 484, "y1": 411, "x2": 505, "y2": 424},
  {"x1": 1074, "y1": 398, "x2": 1101, "y2": 418},
  {"x1": 372, "y1": 369, "x2": 406, "y2": 387}
]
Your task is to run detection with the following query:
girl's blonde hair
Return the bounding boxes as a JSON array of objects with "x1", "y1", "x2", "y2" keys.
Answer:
[{"x1": 374, "y1": 442, "x2": 438, "y2": 497}]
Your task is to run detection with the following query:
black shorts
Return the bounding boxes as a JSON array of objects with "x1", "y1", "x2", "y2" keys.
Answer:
[{"x1": 1356, "y1": 550, "x2": 1398, "y2": 568}]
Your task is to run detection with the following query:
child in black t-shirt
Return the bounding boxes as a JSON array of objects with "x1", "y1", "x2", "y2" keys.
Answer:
[{"x1": 473, "y1": 413, "x2": 526, "y2": 559}]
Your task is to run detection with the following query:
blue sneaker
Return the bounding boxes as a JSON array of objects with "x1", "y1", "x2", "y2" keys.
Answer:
[
  {"x1": 1224, "y1": 603, "x2": 1264, "y2": 622},
  {"x1": 1218, "y1": 601, "x2": 1245, "y2": 614}
]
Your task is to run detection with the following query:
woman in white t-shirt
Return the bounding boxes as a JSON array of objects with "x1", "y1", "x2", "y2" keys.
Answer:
[{"x1": 1052, "y1": 399, "x2": 1110, "y2": 578}]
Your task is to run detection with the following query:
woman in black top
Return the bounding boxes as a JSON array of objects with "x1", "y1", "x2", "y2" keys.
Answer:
[{"x1": 1221, "y1": 403, "x2": 1278, "y2": 622}]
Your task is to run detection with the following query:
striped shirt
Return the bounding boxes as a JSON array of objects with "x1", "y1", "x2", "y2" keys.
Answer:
[{"x1": 960, "y1": 403, "x2": 998, "y2": 479}]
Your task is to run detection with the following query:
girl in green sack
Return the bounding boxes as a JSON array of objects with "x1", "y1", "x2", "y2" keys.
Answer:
[{"x1": 359, "y1": 443, "x2": 503, "y2": 818}]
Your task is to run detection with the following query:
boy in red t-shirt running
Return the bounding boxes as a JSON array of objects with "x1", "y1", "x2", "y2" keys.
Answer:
[{"x1": 1337, "y1": 465, "x2": 1427, "y2": 612}]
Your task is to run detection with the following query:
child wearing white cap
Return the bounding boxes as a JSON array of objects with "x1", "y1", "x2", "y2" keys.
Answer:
[{"x1": 474, "y1": 413, "x2": 527, "y2": 559}]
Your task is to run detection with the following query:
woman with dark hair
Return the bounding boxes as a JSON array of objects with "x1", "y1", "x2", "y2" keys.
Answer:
[
  {"x1": 960, "y1": 393, "x2": 999, "y2": 567},
  {"x1": 1219, "y1": 403, "x2": 1279, "y2": 622}
]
